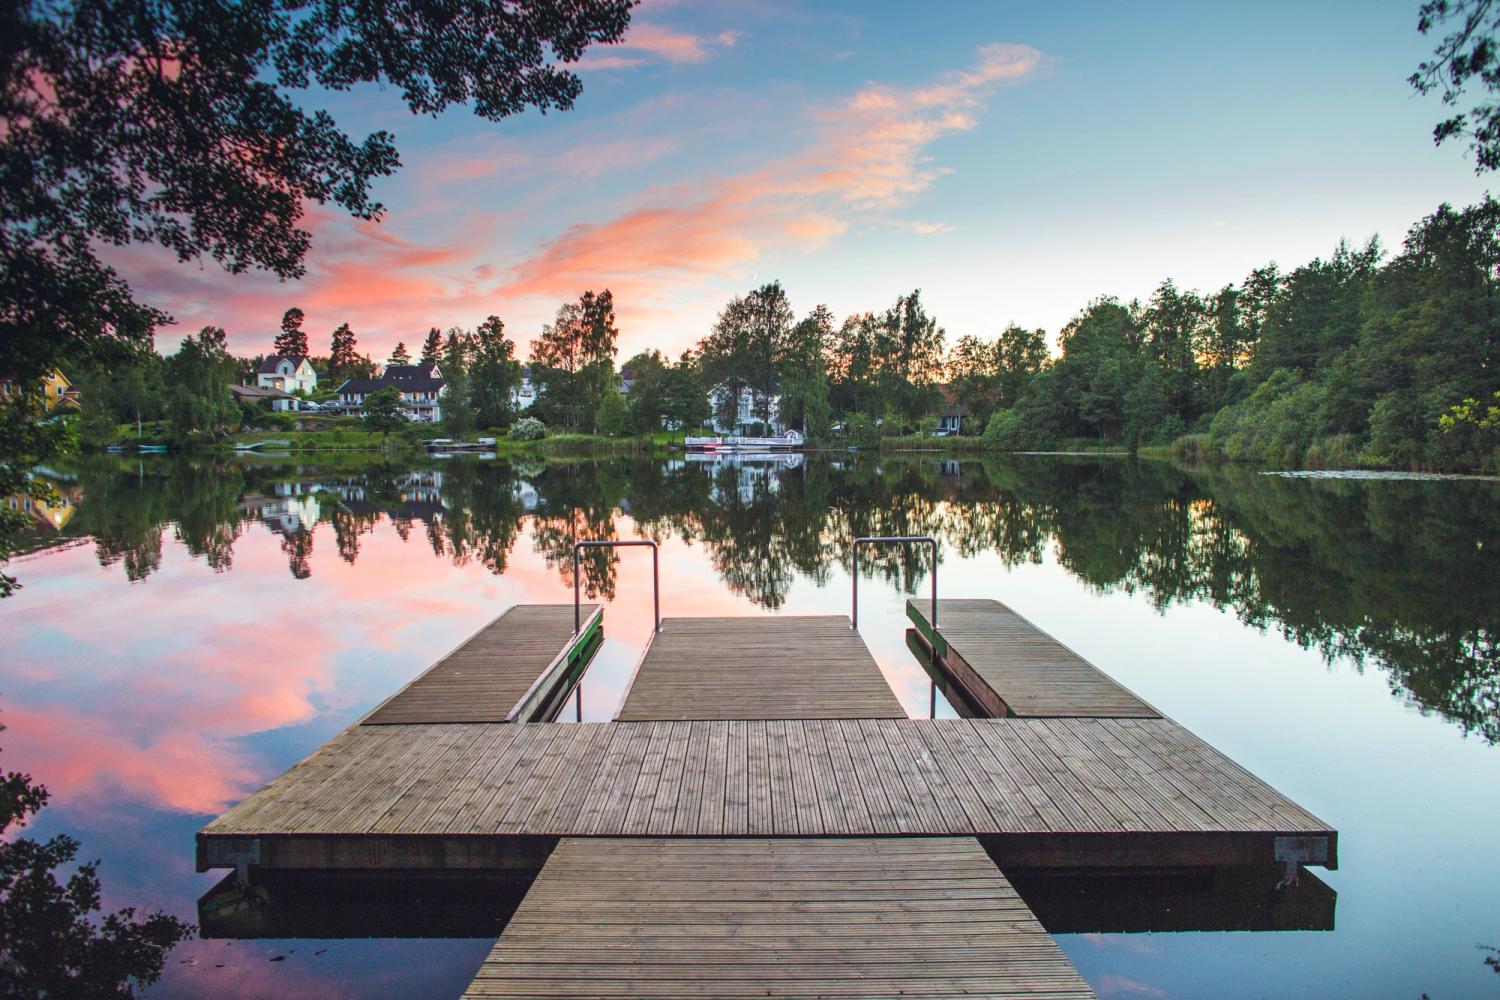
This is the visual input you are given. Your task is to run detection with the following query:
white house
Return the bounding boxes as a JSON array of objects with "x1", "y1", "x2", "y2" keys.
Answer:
[
  {"x1": 708, "y1": 381, "x2": 781, "y2": 434},
  {"x1": 336, "y1": 364, "x2": 445, "y2": 423},
  {"x1": 256, "y1": 355, "x2": 317, "y2": 395},
  {"x1": 510, "y1": 367, "x2": 537, "y2": 411}
]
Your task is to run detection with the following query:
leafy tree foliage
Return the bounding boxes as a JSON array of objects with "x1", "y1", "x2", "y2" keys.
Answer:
[
  {"x1": 361, "y1": 386, "x2": 406, "y2": 447},
  {"x1": 0, "y1": 729, "x2": 192, "y2": 996},
  {"x1": 530, "y1": 290, "x2": 618, "y2": 430},
  {"x1": 777, "y1": 305, "x2": 835, "y2": 437},
  {"x1": 875, "y1": 290, "x2": 947, "y2": 426},
  {"x1": 165, "y1": 326, "x2": 237, "y2": 444},
  {"x1": 1412, "y1": 0, "x2": 1500, "y2": 171},
  {"x1": 829, "y1": 312, "x2": 882, "y2": 417},
  {"x1": 621, "y1": 350, "x2": 669, "y2": 434},
  {"x1": 699, "y1": 282, "x2": 793, "y2": 428},
  {"x1": 0, "y1": 0, "x2": 628, "y2": 590},
  {"x1": 468, "y1": 316, "x2": 523, "y2": 428},
  {"x1": 389, "y1": 341, "x2": 412, "y2": 366},
  {"x1": 662, "y1": 352, "x2": 711, "y2": 432},
  {"x1": 594, "y1": 381, "x2": 629, "y2": 436},
  {"x1": 947, "y1": 324, "x2": 1047, "y2": 428},
  {"x1": 0, "y1": 0, "x2": 632, "y2": 384}
]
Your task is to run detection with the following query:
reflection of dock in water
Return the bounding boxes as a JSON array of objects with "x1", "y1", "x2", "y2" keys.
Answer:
[
  {"x1": 198, "y1": 591, "x2": 1338, "y2": 997},
  {"x1": 684, "y1": 450, "x2": 803, "y2": 469}
]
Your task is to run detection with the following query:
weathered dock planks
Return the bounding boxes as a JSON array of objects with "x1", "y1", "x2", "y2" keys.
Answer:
[
  {"x1": 460, "y1": 836, "x2": 1095, "y2": 1000},
  {"x1": 363, "y1": 604, "x2": 601, "y2": 725},
  {"x1": 617, "y1": 615, "x2": 906, "y2": 721},
  {"x1": 908, "y1": 598, "x2": 1159, "y2": 719},
  {"x1": 198, "y1": 717, "x2": 1336, "y2": 871}
]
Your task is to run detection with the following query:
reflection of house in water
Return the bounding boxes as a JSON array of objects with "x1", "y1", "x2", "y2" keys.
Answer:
[
  {"x1": 4, "y1": 472, "x2": 82, "y2": 533},
  {"x1": 257, "y1": 495, "x2": 321, "y2": 535},
  {"x1": 512, "y1": 480, "x2": 539, "y2": 513},
  {"x1": 686, "y1": 452, "x2": 803, "y2": 505},
  {"x1": 323, "y1": 471, "x2": 449, "y2": 525},
  {"x1": 3, "y1": 476, "x2": 81, "y2": 530}
]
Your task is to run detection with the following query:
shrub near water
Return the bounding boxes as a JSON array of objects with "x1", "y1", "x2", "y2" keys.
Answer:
[{"x1": 509, "y1": 417, "x2": 546, "y2": 441}]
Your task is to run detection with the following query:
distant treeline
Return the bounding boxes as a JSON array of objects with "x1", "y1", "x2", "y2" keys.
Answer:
[
  {"x1": 980, "y1": 198, "x2": 1500, "y2": 471},
  {"x1": 77, "y1": 198, "x2": 1500, "y2": 469}
]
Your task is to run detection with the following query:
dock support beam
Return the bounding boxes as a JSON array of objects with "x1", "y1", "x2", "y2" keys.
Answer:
[{"x1": 852, "y1": 535, "x2": 937, "y2": 630}]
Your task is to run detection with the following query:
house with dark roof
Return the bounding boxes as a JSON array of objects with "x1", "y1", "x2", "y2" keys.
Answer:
[
  {"x1": 336, "y1": 363, "x2": 446, "y2": 423},
  {"x1": 257, "y1": 355, "x2": 317, "y2": 395},
  {"x1": 936, "y1": 387, "x2": 969, "y2": 435}
]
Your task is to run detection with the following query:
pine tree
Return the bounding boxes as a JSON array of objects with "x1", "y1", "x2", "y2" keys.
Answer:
[
  {"x1": 329, "y1": 323, "x2": 357, "y2": 380},
  {"x1": 419, "y1": 327, "x2": 443, "y2": 366},
  {"x1": 274, "y1": 307, "x2": 308, "y2": 357},
  {"x1": 390, "y1": 341, "x2": 412, "y2": 366}
]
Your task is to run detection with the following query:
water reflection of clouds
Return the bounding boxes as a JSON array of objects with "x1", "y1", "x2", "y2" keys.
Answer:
[
  {"x1": 1094, "y1": 974, "x2": 1168, "y2": 998},
  {"x1": 4, "y1": 455, "x2": 1498, "y2": 999}
]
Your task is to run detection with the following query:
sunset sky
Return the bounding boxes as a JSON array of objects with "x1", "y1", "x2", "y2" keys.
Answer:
[{"x1": 129, "y1": 0, "x2": 1491, "y2": 363}]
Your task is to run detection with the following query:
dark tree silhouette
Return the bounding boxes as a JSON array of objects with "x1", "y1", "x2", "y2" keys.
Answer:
[
  {"x1": 419, "y1": 327, "x2": 444, "y2": 367},
  {"x1": 0, "y1": 0, "x2": 633, "y2": 592},
  {"x1": 0, "y1": 728, "x2": 192, "y2": 996},
  {"x1": 274, "y1": 308, "x2": 309, "y2": 358},
  {"x1": 1412, "y1": 0, "x2": 1500, "y2": 171}
]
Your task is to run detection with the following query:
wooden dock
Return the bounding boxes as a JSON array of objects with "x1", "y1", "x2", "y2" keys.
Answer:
[
  {"x1": 617, "y1": 615, "x2": 905, "y2": 720},
  {"x1": 198, "y1": 717, "x2": 1334, "y2": 871},
  {"x1": 461, "y1": 836, "x2": 1094, "y2": 1000},
  {"x1": 908, "y1": 598, "x2": 1159, "y2": 719},
  {"x1": 364, "y1": 604, "x2": 601, "y2": 725},
  {"x1": 198, "y1": 601, "x2": 1338, "y2": 997}
]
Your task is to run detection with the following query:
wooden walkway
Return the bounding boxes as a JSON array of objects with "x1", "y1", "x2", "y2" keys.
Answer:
[
  {"x1": 199, "y1": 717, "x2": 1334, "y2": 871},
  {"x1": 462, "y1": 837, "x2": 1094, "y2": 1000},
  {"x1": 617, "y1": 616, "x2": 905, "y2": 721},
  {"x1": 908, "y1": 599, "x2": 1159, "y2": 719},
  {"x1": 364, "y1": 604, "x2": 600, "y2": 725}
]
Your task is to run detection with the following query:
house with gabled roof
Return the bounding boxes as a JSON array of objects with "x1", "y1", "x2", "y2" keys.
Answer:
[
  {"x1": 336, "y1": 363, "x2": 446, "y2": 423},
  {"x1": 257, "y1": 355, "x2": 317, "y2": 395}
]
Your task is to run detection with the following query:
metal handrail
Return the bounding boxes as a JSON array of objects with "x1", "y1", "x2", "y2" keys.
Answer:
[
  {"x1": 573, "y1": 539, "x2": 659, "y2": 634},
  {"x1": 851, "y1": 535, "x2": 937, "y2": 630}
]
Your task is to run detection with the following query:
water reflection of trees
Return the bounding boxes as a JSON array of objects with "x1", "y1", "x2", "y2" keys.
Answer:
[{"x1": 33, "y1": 453, "x2": 1499, "y2": 743}]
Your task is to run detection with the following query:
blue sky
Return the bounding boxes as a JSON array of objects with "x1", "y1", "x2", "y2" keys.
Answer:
[{"x1": 131, "y1": 0, "x2": 1492, "y2": 361}]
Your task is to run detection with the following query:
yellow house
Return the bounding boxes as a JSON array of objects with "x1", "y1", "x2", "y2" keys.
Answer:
[{"x1": 0, "y1": 370, "x2": 81, "y2": 413}]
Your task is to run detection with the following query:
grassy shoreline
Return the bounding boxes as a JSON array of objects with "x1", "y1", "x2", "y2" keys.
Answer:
[{"x1": 87, "y1": 422, "x2": 1495, "y2": 474}]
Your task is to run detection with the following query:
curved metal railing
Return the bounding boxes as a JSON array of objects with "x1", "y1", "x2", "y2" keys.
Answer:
[
  {"x1": 573, "y1": 539, "x2": 660, "y2": 634},
  {"x1": 851, "y1": 535, "x2": 937, "y2": 630}
]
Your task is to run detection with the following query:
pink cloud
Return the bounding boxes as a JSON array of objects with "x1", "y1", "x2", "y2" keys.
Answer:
[
  {"x1": 1097, "y1": 975, "x2": 1169, "y2": 999},
  {"x1": 494, "y1": 42, "x2": 1041, "y2": 306},
  {"x1": 119, "y1": 41, "x2": 1042, "y2": 361},
  {"x1": 576, "y1": 21, "x2": 741, "y2": 69}
]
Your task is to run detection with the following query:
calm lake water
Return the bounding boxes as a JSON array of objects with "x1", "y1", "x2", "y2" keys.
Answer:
[{"x1": 4, "y1": 452, "x2": 1498, "y2": 999}]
